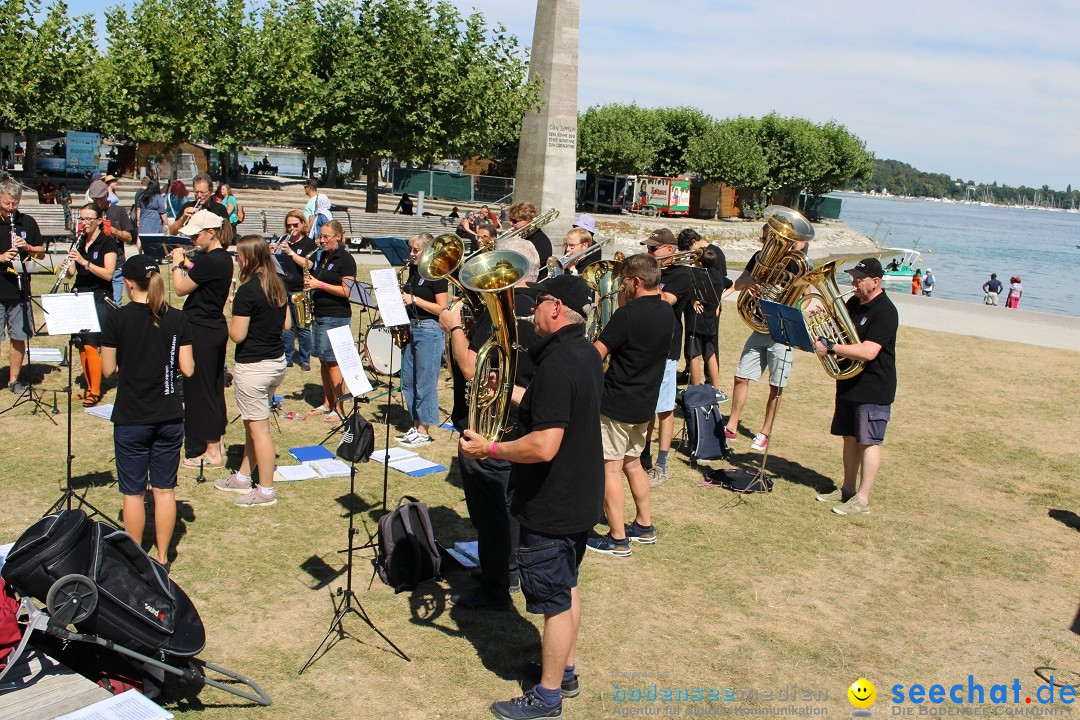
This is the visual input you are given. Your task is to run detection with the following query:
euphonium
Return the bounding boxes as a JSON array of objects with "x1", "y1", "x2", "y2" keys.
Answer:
[
  {"x1": 417, "y1": 233, "x2": 487, "y2": 328},
  {"x1": 797, "y1": 260, "x2": 864, "y2": 380},
  {"x1": 582, "y1": 250, "x2": 624, "y2": 340},
  {"x1": 459, "y1": 249, "x2": 530, "y2": 441},
  {"x1": 546, "y1": 237, "x2": 610, "y2": 277},
  {"x1": 735, "y1": 205, "x2": 815, "y2": 334}
]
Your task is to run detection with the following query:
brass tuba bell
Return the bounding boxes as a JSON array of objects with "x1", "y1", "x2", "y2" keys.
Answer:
[
  {"x1": 459, "y1": 250, "x2": 531, "y2": 441},
  {"x1": 797, "y1": 260, "x2": 864, "y2": 380},
  {"x1": 417, "y1": 233, "x2": 486, "y2": 328},
  {"x1": 735, "y1": 205, "x2": 815, "y2": 334}
]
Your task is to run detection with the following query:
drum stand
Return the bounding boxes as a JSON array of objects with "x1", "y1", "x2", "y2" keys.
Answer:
[
  {"x1": 299, "y1": 395, "x2": 409, "y2": 673},
  {"x1": 45, "y1": 333, "x2": 113, "y2": 522}
]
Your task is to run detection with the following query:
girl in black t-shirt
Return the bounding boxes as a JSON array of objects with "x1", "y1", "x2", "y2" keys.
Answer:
[
  {"x1": 101, "y1": 255, "x2": 194, "y2": 566},
  {"x1": 303, "y1": 220, "x2": 356, "y2": 421},
  {"x1": 396, "y1": 233, "x2": 448, "y2": 446},
  {"x1": 66, "y1": 203, "x2": 118, "y2": 406},
  {"x1": 170, "y1": 210, "x2": 234, "y2": 468},
  {"x1": 215, "y1": 236, "x2": 290, "y2": 507}
]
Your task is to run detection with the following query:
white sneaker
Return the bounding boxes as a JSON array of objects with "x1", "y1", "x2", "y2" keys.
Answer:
[
  {"x1": 395, "y1": 428, "x2": 420, "y2": 442},
  {"x1": 398, "y1": 433, "x2": 433, "y2": 448}
]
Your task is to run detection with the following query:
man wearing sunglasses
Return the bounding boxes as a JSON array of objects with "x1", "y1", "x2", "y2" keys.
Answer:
[{"x1": 460, "y1": 274, "x2": 603, "y2": 720}]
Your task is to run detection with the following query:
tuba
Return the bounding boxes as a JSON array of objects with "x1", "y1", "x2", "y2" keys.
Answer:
[
  {"x1": 735, "y1": 205, "x2": 815, "y2": 334},
  {"x1": 417, "y1": 233, "x2": 489, "y2": 329},
  {"x1": 582, "y1": 250, "x2": 624, "y2": 340},
  {"x1": 459, "y1": 250, "x2": 530, "y2": 441},
  {"x1": 797, "y1": 260, "x2": 864, "y2": 380}
]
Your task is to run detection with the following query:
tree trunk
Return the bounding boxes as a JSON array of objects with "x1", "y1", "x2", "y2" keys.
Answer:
[
  {"x1": 326, "y1": 151, "x2": 337, "y2": 187},
  {"x1": 22, "y1": 131, "x2": 37, "y2": 178},
  {"x1": 306, "y1": 150, "x2": 315, "y2": 179},
  {"x1": 365, "y1": 157, "x2": 381, "y2": 213}
]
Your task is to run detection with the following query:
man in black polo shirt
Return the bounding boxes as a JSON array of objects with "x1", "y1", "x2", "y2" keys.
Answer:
[
  {"x1": 168, "y1": 173, "x2": 230, "y2": 236},
  {"x1": 87, "y1": 179, "x2": 135, "y2": 304},
  {"x1": 460, "y1": 274, "x2": 603, "y2": 720},
  {"x1": 441, "y1": 238, "x2": 541, "y2": 610},
  {"x1": 588, "y1": 253, "x2": 674, "y2": 557},
  {"x1": 0, "y1": 180, "x2": 46, "y2": 396},
  {"x1": 639, "y1": 228, "x2": 692, "y2": 487},
  {"x1": 813, "y1": 258, "x2": 899, "y2": 516}
]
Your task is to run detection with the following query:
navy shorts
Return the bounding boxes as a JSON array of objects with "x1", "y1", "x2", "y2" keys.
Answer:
[
  {"x1": 114, "y1": 421, "x2": 185, "y2": 495},
  {"x1": 830, "y1": 400, "x2": 891, "y2": 446},
  {"x1": 516, "y1": 527, "x2": 587, "y2": 615}
]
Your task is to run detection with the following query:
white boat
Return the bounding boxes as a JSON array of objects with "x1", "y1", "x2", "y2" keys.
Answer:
[{"x1": 877, "y1": 247, "x2": 922, "y2": 287}]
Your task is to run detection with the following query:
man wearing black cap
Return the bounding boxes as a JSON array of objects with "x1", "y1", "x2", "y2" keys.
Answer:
[
  {"x1": 639, "y1": 227, "x2": 692, "y2": 486},
  {"x1": 813, "y1": 257, "x2": 898, "y2": 516},
  {"x1": 460, "y1": 273, "x2": 603, "y2": 720}
]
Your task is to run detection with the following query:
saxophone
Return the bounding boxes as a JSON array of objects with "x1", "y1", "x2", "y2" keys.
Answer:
[{"x1": 293, "y1": 259, "x2": 314, "y2": 329}]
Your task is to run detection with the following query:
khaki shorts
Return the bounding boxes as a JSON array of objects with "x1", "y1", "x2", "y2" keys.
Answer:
[
  {"x1": 601, "y1": 414, "x2": 649, "y2": 461},
  {"x1": 735, "y1": 331, "x2": 793, "y2": 388},
  {"x1": 234, "y1": 356, "x2": 287, "y2": 421}
]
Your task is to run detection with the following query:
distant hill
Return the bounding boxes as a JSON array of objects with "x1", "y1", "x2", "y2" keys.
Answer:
[{"x1": 845, "y1": 159, "x2": 1076, "y2": 207}]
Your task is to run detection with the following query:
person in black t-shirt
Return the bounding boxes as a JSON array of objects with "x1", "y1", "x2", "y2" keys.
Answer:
[
  {"x1": 395, "y1": 233, "x2": 448, "y2": 447},
  {"x1": 102, "y1": 255, "x2": 194, "y2": 566},
  {"x1": 171, "y1": 210, "x2": 234, "y2": 468},
  {"x1": 686, "y1": 246, "x2": 732, "y2": 391},
  {"x1": 304, "y1": 220, "x2": 356, "y2": 420},
  {"x1": 274, "y1": 209, "x2": 316, "y2": 369},
  {"x1": 167, "y1": 173, "x2": 231, "y2": 236},
  {"x1": 86, "y1": 179, "x2": 136, "y2": 304},
  {"x1": 215, "y1": 236, "x2": 291, "y2": 508},
  {"x1": 440, "y1": 237, "x2": 540, "y2": 611},
  {"x1": 507, "y1": 201, "x2": 553, "y2": 278},
  {"x1": 393, "y1": 193, "x2": 414, "y2": 215},
  {"x1": 459, "y1": 274, "x2": 603, "y2": 719},
  {"x1": 813, "y1": 258, "x2": 899, "y2": 516},
  {"x1": 588, "y1": 253, "x2": 674, "y2": 557},
  {"x1": 638, "y1": 228, "x2": 691, "y2": 487},
  {"x1": 982, "y1": 273, "x2": 1003, "y2": 305},
  {"x1": 64, "y1": 204, "x2": 118, "y2": 406},
  {"x1": 0, "y1": 180, "x2": 46, "y2": 396}
]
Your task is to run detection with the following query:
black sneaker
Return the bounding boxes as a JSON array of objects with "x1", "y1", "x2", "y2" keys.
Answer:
[
  {"x1": 490, "y1": 689, "x2": 562, "y2": 720},
  {"x1": 523, "y1": 661, "x2": 580, "y2": 698},
  {"x1": 449, "y1": 589, "x2": 511, "y2": 611},
  {"x1": 585, "y1": 534, "x2": 631, "y2": 557},
  {"x1": 624, "y1": 521, "x2": 656, "y2": 544}
]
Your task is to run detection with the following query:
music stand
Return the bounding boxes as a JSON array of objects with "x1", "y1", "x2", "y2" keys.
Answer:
[
  {"x1": 370, "y1": 237, "x2": 410, "y2": 267},
  {"x1": 344, "y1": 279, "x2": 378, "y2": 308},
  {"x1": 717, "y1": 300, "x2": 812, "y2": 493},
  {"x1": 2, "y1": 259, "x2": 58, "y2": 422}
]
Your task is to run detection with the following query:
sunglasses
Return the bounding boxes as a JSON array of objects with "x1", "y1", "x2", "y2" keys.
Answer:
[{"x1": 286, "y1": 222, "x2": 301, "y2": 229}]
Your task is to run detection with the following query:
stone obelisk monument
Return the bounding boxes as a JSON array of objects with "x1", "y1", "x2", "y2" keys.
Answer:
[{"x1": 514, "y1": 0, "x2": 578, "y2": 216}]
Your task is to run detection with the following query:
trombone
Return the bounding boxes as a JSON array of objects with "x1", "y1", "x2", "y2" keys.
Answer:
[
  {"x1": 546, "y1": 237, "x2": 611, "y2": 277},
  {"x1": 656, "y1": 248, "x2": 703, "y2": 268}
]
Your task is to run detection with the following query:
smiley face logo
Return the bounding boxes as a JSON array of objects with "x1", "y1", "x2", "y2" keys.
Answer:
[{"x1": 848, "y1": 678, "x2": 876, "y2": 708}]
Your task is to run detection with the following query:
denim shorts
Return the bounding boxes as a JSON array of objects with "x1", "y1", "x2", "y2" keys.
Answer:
[
  {"x1": 516, "y1": 527, "x2": 587, "y2": 615},
  {"x1": 114, "y1": 421, "x2": 185, "y2": 495},
  {"x1": 831, "y1": 401, "x2": 891, "y2": 445},
  {"x1": 654, "y1": 359, "x2": 678, "y2": 413},
  {"x1": 312, "y1": 315, "x2": 351, "y2": 363}
]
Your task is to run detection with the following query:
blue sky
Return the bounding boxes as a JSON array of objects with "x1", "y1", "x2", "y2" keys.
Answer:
[{"x1": 64, "y1": 0, "x2": 1080, "y2": 190}]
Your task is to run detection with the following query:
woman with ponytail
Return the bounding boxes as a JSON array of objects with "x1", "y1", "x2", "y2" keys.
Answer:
[
  {"x1": 102, "y1": 255, "x2": 194, "y2": 566},
  {"x1": 214, "y1": 235, "x2": 290, "y2": 507}
]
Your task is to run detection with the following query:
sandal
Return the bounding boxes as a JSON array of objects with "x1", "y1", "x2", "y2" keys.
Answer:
[
  {"x1": 304, "y1": 405, "x2": 331, "y2": 420},
  {"x1": 181, "y1": 456, "x2": 223, "y2": 470},
  {"x1": 79, "y1": 392, "x2": 101, "y2": 407},
  {"x1": 323, "y1": 412, "x2": 342, "y2": 423}
]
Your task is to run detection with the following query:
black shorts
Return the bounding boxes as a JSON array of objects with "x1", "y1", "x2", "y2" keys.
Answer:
[
  {"x1": 830, "y1": 400, "x2": 891, "y2": 446},
  {"x1": 686, "y1": 332, "x2": 716, "y2": 360},
  {"x1": 516, "y1": 527, "x2": 587, "y2": 615},
  {"x1": 114, "y1": 421, "x2": 184, "y2": 495}
]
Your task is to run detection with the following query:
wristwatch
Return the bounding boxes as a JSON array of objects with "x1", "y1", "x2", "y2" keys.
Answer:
[{"x1": 820, "y1": 336, "x2": 836, "y2": 355}]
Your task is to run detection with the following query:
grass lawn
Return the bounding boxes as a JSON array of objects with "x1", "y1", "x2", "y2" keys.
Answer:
[{"x1": 1, "y1": 274, "x2": 1078, "y2": 719}]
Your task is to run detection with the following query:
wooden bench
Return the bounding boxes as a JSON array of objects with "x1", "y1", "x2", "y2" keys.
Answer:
[
  {"x1": 22, "y1": 204, "x2": 70, "y2": 244},
  {"x1": 342, "y1": 212, "x2": 457, "y2": 250}
]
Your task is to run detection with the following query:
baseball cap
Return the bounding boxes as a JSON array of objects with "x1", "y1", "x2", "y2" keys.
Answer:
[
  {"x1": 87, "y1": 180, "x2": 109, "y2": 199},
  {"x1": 845, "y1": 258, "x2": 884, "y2": 278},
  {"x1": 121, "y1": 254, "x2": 160, "y2": 280},
  {"x1": 572, "y1": 214, "x2": 596, "y2": 234},
  {"x1": 526, "y1": 274, "x2": 593, "y2": 318},
  {"x1": 177, "y1": 209, "x2": 224, "y2": 236},
  {"x1": 641, "y1": 228, "x2": 676, "y2": 247}
]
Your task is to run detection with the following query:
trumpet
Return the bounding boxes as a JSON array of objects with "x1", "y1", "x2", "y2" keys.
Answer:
[{"x1": 547, "y1": 237, "x2": 611, "y2": 277}]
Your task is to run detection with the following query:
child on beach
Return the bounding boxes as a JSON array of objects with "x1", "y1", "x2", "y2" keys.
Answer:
[
  {"x1": 1006, "y1": 276, "x2": 1023, "y2": 309},
  {"x1": 911, "y1": 269, "x2": 922, "y2": 295}
]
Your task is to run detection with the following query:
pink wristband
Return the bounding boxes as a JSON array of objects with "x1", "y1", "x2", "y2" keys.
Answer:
[
  {"x1": 320, "y1": 281, "x2": 325, "y2": 290},
  {"x1": 490, "y1": 442, "x2": 498, "y2": 460}
]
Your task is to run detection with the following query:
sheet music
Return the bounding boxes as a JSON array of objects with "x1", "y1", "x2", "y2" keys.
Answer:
[
  {"x1": 327, "y1": 324, "x2": 373, "y2": 396},
  {"x1": 370, "y1": 268, "x2": 410, "y2": 328},
  {"x1": 41, "y1": 293, "x2": 100, "y2": 335}
]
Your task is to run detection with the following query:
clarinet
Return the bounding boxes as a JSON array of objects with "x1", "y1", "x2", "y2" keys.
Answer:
[{"x1": 50, "y1": 225, "x2": 84, "y2": 293}]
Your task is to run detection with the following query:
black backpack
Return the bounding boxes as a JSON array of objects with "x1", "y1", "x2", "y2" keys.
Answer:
[
  {"x1": 336, "y1": 412, "x2": 374, "y2": 464},
  {"x1": 375, "y1": 496, "x2": 441, "y2": 592},
  {"x1": 680, "y1": 384, "x2": 731, "y2": 465}
]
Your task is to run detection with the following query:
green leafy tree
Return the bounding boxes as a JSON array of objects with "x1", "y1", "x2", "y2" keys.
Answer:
[
  {"x1": 806, "y1": 120, "x2": 874, "y2": 196},
  {"x1": 685, "y1": 116, "x2": 768, "y2": 189},
  {"x1": 756, "y1": 113, "x2": 829, "y2": 206},
  {"x1": 576, "y1": 103, "x2": 664, "y2": 175},
  {"x1": 651, "y1": 106, "x2": 712, "y2": 177}
]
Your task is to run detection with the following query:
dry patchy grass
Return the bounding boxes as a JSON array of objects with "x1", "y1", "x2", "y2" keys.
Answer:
[{"x1": 1, "y1": 278, "x2": 1078, "y2": 718}]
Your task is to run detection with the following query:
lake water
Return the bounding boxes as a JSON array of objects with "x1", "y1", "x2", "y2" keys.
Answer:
[{"x1": 830, "y1": 193, "x2": 1080, "y2": 317}]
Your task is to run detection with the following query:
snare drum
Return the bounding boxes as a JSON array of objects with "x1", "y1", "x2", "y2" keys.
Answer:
[{"x1": 363, "y1": 322, "x2": 402, "y2": 375}]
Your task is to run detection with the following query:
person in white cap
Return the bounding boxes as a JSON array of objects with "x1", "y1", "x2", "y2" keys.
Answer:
[{"x1": 921, "y1": 267, "x2": 935, "y2": 297}]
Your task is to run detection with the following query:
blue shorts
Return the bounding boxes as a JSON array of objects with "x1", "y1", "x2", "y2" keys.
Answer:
[
  {"x1": 654, "y1": 359, "x2": 678, "y2": 413},
  {"x1": 312, "y1": 315, "x2": 351, "y2": 363},
  {"x1": 114, "y1": 421, "x2": 185, "y2": 495},
  {"x1": 830, "y1": 401, "x2": 891, "y2": 446},
  {"x1": 516, "y1": 527, "x2": 587, "y2": 615}
]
